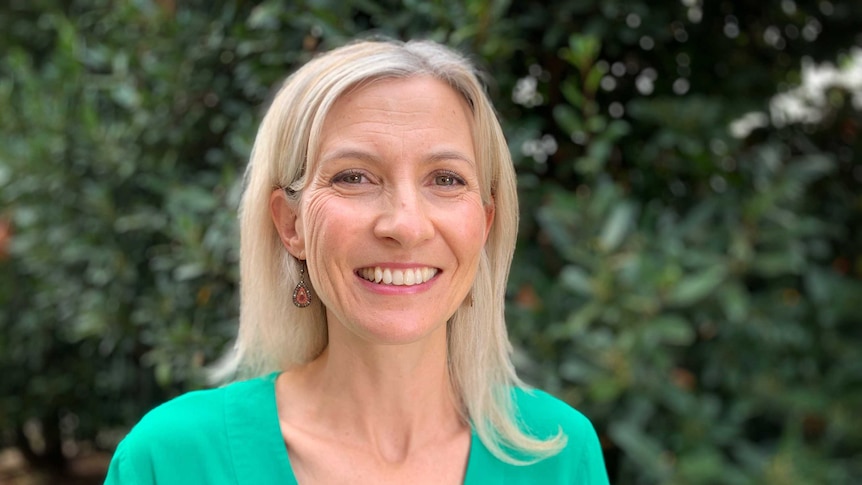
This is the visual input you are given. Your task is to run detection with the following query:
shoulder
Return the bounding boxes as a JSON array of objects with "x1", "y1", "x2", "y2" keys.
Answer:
[
  {"x1": 509, "y1": 387, "x2": 610, "y2": 484},
  {"x1": 511, "y1": 387, "x2": 596, "y2": 441},
  {"x1": 124, "y1": 373, "x2": 275, "y2": 443},
  {"x1": 122, "y1": 381, "x2": 238, "y2": 449},
  {"x1": 105, "y1": 374, "x2": 278, "y2": 484},
  {"x1": 109, "y1": 385, "x2": 231, "y2": 474}
]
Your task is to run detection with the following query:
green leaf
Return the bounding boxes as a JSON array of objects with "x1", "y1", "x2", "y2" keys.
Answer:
[
  {"x1": 560, "y1": 265, "x2": 592, "y2": 296},
  {"x1": 564, "y1": 301, "x2": 604, "y2": 334},
  {"x1": 719, "y1": 282, "x2": 750, "y2": 323},
  {"x1": 589, "y1": 375, "x2": 626, "y2": 403},
  {"x1": 584, "y1": 63, "x2": 606, "y2": 95},
  {"x1": 561, "y1": 33, "x2": 601, "y2": 73},
  {"x1": 608, "y1": 421, "x2": 672, "y2": 479},
  {"x1": 560, "y1": 80, "x2": 586, "y2": 109},
  {"x1": 785, "y1": 154, "x2": 835, "y2": 184},
  {"x1": 666, "y1": 266, "x2": 727, "y2": 306},
  {"x1": 558, "y1": 358, "x2": 598, "y2": 382},
  {"x1": 599, "y1": 201, "x2": 637, "y2": 252},
  {"x1": 174, "y1": 262, "x2": 206, "y2": 281},
  {"x1": 644, "y1": 314, "x2": 695, "y2": 346}
]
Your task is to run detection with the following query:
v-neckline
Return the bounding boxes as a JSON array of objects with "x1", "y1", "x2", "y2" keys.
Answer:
[{"x1": 239, "y1": 372, "x2": 496, "y2": 484}]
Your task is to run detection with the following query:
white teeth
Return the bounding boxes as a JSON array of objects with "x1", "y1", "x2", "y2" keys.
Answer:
[{"x1": 359, "y1": 266, "x2": 439, "y2": 286}]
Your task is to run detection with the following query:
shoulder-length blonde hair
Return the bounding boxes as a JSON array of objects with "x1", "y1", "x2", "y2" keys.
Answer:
[{"x1": 236, "y1": 38, "x2": 565, "y2": 464}]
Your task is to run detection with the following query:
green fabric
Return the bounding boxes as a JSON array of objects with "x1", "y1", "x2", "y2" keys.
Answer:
[{"x1": 105, "y1": 373, "x2": 609, "y2": 484}]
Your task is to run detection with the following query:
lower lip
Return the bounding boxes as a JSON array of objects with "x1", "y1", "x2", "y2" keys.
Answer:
[{"x1": 355, "y1": 272, "x2": 439, "y2": 295}]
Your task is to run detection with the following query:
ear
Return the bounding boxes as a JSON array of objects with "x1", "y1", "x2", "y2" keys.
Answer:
[
  {"x1": 270, "y1": 189, "x2": 306, "y2": 260},
  {"x1": 483, "y1": 199, "x2": 495, "y2": 243}
]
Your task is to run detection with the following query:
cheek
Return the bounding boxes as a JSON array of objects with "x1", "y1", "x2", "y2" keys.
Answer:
[
  {"x1": 300, "y1": 197, "x2": 360, "y2": 299},
  {"x1": 301, "y1": 195, "x2": 365, "y2": 259},
  {"x1": 446, "y1": 200, "x2": 491, "y2": 258}
]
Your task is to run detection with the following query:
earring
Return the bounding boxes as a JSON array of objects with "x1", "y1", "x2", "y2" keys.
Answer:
[{"x1": 293, "y1": 262, "x2": 312, "y2": 308}]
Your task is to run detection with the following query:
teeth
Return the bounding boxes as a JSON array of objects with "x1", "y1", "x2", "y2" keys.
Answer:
[{"x1": 359, "y1": 266, "x2": 439, "y2": 286}]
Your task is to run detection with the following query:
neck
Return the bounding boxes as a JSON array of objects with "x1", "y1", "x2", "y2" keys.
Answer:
[{"x1": 279, "y1": 323, "x2": 465, "y2": 463}]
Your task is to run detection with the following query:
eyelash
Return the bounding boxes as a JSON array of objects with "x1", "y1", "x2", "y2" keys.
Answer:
[
  {"x1": 331, "y1": 170, "x2": 367, "y2": 185},
  {"x1": 433, "y1": 170, "x2": 466, "y2": 187}
]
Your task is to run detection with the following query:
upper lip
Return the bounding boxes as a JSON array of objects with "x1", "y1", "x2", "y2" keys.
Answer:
[{"x1": 356, "y1": 262, "x2": 440, "y2": 270}]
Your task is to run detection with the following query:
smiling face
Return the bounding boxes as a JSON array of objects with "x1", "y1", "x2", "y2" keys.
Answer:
[{"x1": 272, "y1": 76, "x2": 494, "y2": 346}]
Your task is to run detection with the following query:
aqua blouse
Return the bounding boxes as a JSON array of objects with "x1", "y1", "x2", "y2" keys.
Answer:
[{"x1": 104, "y1": 373, "x2": 609, "y2": 484}]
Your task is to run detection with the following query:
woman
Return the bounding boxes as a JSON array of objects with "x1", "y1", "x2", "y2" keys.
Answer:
[{"x1": 105, "y1": 39, "x2": 608, "y2": 484}]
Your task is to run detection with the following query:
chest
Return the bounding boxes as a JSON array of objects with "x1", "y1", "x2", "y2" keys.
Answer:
[{"x1": 284, "y1": 428, "x2": 472, "y2": 485}]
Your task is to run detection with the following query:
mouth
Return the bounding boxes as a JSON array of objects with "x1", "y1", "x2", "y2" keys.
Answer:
[{"x1": 357, "y1": 266, "x2": 440, "y2": 286}]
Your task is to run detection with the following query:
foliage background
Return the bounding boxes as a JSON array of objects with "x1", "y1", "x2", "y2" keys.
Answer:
[{"x1": 1, "y1": 0, "x2": 860, "y2": 483}]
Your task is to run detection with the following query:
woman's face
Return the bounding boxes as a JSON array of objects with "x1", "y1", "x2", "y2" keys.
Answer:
[{"x1": 285, "y1": 76, "x2": 493, "y2": 346}]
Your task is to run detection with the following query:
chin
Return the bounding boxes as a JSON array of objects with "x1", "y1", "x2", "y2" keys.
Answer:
[{"x1": 348, "y1": 315, "x2": 450, "y2": 346}]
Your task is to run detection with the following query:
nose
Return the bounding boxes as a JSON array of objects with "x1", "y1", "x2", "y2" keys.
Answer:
[{"x1": 373, "y1": 186, "x2": 435, "y2": 247}]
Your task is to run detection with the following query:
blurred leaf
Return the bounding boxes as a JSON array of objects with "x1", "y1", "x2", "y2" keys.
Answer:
[
  {"x1": 644, "y1": 314, "x2": 695, "y2": 346},
  {"x1": 608, "y1": 421, "x2": 671, "y2": 480},
  {"x1": 560, "y1": 265, "x2": 593, "y2": 296},
  {"x1": 666, "y1": 266, "x2": 727, "y2": 307},
  {"x1": 560, "y1": 33, "x2": 601, "y2": 74},
  {"x1": 599, "y1": 201, "x2": 637, "y2": 252}
]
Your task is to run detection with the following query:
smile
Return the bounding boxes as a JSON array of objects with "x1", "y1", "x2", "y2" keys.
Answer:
[{"x1": 358, "y1": 266, "x2": 439, "y2": 286}]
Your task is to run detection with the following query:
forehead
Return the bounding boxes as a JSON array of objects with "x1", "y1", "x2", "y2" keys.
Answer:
[
  {"x1": 313, "y1": 76, "x2": 476, "y2": 157},
  {"x1": 328, "y1": 76, "x2": 472, "y2": 124}
]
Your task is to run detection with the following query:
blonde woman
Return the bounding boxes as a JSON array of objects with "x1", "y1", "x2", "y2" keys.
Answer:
[{"x1": 105, "y1": 39, "x2": 608, "y2": 484}]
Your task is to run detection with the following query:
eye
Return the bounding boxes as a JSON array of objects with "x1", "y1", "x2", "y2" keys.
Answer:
[
  {"x1": 332, "y1": 170, "x2": 367, "y2": 185},
  {"x1": 433, "y1": 171, "x2": 465, "y2": 187}
]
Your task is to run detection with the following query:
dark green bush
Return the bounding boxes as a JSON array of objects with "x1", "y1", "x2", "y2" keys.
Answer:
[{"x1": 1, "y1": 0, "x2": 860, "y2": 482}]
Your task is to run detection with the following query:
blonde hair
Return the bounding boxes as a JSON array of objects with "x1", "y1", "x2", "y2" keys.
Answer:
[{"x1": 236, "y1": 38, "x2": 565, "y2": 464}]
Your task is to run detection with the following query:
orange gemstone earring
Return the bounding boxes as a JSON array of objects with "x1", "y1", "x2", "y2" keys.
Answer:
[{"x1": 293, "y1": 262, "x2": 312, "y2": 308}]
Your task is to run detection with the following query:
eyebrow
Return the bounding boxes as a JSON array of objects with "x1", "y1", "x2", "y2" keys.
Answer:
[
  {"x1": 426, "y1": 149, "x2": 476, "y2": 167},
  {"x1": 318, "y1": 149, "x2": 379, "y2": 166},
  {"x1": 319, "y1": 148, "x2": 476, "y2": 167}
]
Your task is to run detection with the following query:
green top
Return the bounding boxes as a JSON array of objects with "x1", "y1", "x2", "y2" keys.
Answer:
[{"x1": 104, "y1": 373, "x2": 609, "y2": 484}]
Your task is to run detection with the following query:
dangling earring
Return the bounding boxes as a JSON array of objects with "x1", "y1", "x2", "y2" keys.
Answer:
[{"x1": 293, "y1": 262, "x2": 312, "y2": 308}]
